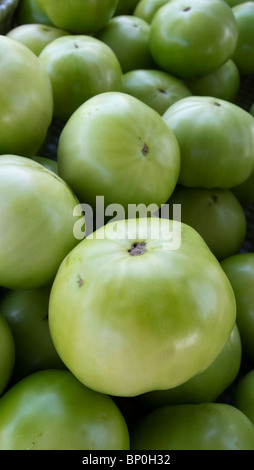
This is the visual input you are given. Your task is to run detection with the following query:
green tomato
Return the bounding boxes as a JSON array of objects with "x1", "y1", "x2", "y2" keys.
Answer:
[
  {"x1": 115, "y1": 0, "x2": 140, "y2": 15},
  {"x1": 0, "y1": 286, "x2": 65, "y2": 384},
  {"x1": 39, "y1": 35, "x2": 123, "y2": 122},
  {"x1": 134, "y1": 0, "x2": 170, "y2": 23},
  {"x1": 0, "y1": 315, "x2": 15, "y2": 396},
  {"x1": 232, "y1": 166, "x2": 254, "y2": 206},
  {"x1": 16, "y1": 0, "x2": 54, "y2": 26},
  {"x1": 48, "y1": 217, "x2": 236, "y2": 397},
  {"x1": 0, "y1": 35, "x2": 53, "y2": 157},
  {"x1": 138, "y1": 323, "x2": 242, "y2": 408},
  {"x1": 232, "y1": 2, "x2": 254, "y2": 75},
  {"x1": 130, "y1": 403, "x2": 254, "y2": 450},
  {"x1": 7, "y1": 23, "x2": 69, "y2": 56},
  {"x1": 221, "y1": 253, "x2": 254, "y2": 362},
  {"x1": 36, "y1": 0, "x2": 119, "y2": 34},
  {"x1": 123, "y1": 68, "x2": 192, "y2": 115},
  {"x1": 96, "y1": 15, "x2": 156, "y2": 73},
  {"x1": 232, "y1": 369, "x2": 254, "y2": 425},
  {"x1": 167, "y1": 185, "x2": 247, "y2": 260},
  {"x1": 57, "y1": 91, "x2": 181, "y2": 212},
  {"x1": 149, "y1": 0, "x2": 238, "y2": 79},
  {"x1": 163, "y1": 96, "x2": 254, "y2": 188},
  {"x1": 0, "y1": 369, "x2": 130, "y2": 450},
  {"x1": 185, "y1": 60, "x2": 240, "y2": 102},
  {"x1": 0, "y1": 155, "x2": 82, "y2": 290},
  {"x1": 31, "y1": 155, "x2": 58, "y2": 174}
]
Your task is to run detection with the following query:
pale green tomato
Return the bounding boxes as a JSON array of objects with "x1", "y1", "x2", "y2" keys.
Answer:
[
  {"x1": 185, "y1": 60, "x2": 240, "y2": 102},
  {"x1": 232, "y1": 1, "x2": 254, "y2": 75},
  {"x1": 48, "y1": 217, "x2": 236, "y2": 397},
  {"x1": 123, "y1": 68, "x2": 192, "y2": 115},
  {"x1": 39, "y1": 35, "x2": 123, "y2": 122},
  {"x1": 7, "y1": 23, "x2": 69, "y2": 56},
  {"x1": 149, "y1": 0, "x2": 238, "y2": 79},
  {"x1": 36, "y1": 0, "x2": 119, "y2": 34},
  {"x1": 96, "y1": 15, "x2": 156, "y2": 73},
  {"x1": 0, "y1": 369, "x2": 130, "y2": 450},
  {"x1": 0, "y1": 35, "x2": 53, "y2": 157},
  {"x1": 134, "y1": 0, "x2": 170, "y2": 23},
  {"x1": 57, "y1": 91, "x2": 181, "y2": 212},
  {"x1": 130, "y1": 403, "x2": 254, "y2": 450},
  {"x1": 0, "y1": 155, "x2": 83, "y2": 290},
  {"x1": 0, "y1": 315, "x2": 15, "y2": 396},
  {"x1": 163, "y1": 96, "x2": 254, "y2": 188}
]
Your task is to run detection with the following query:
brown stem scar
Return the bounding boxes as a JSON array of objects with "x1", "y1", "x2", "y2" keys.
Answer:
[{"x1": 128, "y1": 242, "x2": 147, "y2": 256}]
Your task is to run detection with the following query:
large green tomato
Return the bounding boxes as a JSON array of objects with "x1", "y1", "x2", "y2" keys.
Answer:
[
  {"x1": 167, "y1": 185, "x2": 247, "y2": 260},
  {"x1": 163, "y1": 96, "x2": 254, "y2": 188},
  {"x1": 57, "y1": 91, "x2": 181, "y2": 213},
  {"x1": 123, "y1": 68, "x2": 192, "y2": 115},
  {"x1": 138, "y1": 323, "x2": 242, "y2": 408},
  {"x1": 134, "y1": 0, "x2": 169, "y2": 23},
  {"x1": 0, "y1": 369, "x2": 130, "y2": 450},
  {"x1": 96, "y1": 15, "x2": 156, "y2": 73},
  {"x1": 48, "y1": 217, "x2": 236, "y2": 397},
  {"x1": 7, "y1": 23, "x2": 69, "y2": 56},
  {"x1": 221, "y1": 253, "x2": 254, "y2": 362},
  {"x1": 185, "y1": 59, "x2": 240, "y2": 102},
  {"x1": 130, "y1": 403, "x2": 254, "y2": 449},
  {"x1": 16, "y1": 0, "x2": 54, "y2": 26},
  {"x1": 149, "y1": 0, "x2": 238, "y2": 79},
  {"x1": 0, "y1": 35, "x2": 53, "y2": 157},
  {"x1": 39, "y1": 35, "x2": 123, "y2": 122},
  {"x1": 0, "y1": 155, "x2": 82, "y2": 290},
  {"x1": 36, "y1": 0, "x2": 119, "y2": 34},
  {"x1": 232, "y1": 2, "x2": 254, "y2": 75},
  {"x1": 0, "y1": 286, "x2": 65, "y2": 384},
  {"x1": 232, "y1": 369, "x2": 254, "y2": 425},
  {"x1": 0, "y1": 315, "x2": 15, "y2": 396}
]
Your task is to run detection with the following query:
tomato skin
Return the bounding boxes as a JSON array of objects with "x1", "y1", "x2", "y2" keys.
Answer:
[
  {"x1": 0, "y1": 369, "x2": 130, "y2": 450},
  {"x1": 232, "y1": 2, "x2": 254, "y2": 75},
  {"x1": 149, "y1": 0, "x2": 238, "y2": 79},
  {"x1": 130, "y1": 403, "x2": 254, "y2": 450}
]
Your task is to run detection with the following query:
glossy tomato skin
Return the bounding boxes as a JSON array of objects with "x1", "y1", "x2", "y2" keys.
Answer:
[
  {"x1": 163, "y1": 96, "x2": 254, "y2": 189},
  {"x1": 48, "y1": 217, "x2": 236, "y2": 397},
  {"x1": 130, "y1": 403, "x2": 254, "y2": 450},
  {"x1": 0, "y1": 369, "x2": 130, "y2": 450},
  {"x1": 0, "y1": 315, "x2": 15, "y2": 396},
  {"x1": 0, "y1": 286, "x2": 65, "y2": 384},
  {"x1": 149, "y1": 0, "x2": 238, "y2": 79},
  {"x1": 232, "y1": 369, "x2": 254, "y2": 425},
  {"x1": 138, "y1": 323, "x2": 242, "y2": 408},
  {"x1": 221, "y1": 253, "x2": 254, "y2": 362},
  {"x1": 232, "y1": 2, "x2": 254, "y2": 75},
  {"x1": 0, "y1": 36, "x2": 53, "y2": 157},
  {"x1": 36, "y1": 0, "x2": 119, "y2": 34}
]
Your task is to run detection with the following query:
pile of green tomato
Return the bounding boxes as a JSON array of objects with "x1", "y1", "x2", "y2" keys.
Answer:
[{"x1": 1, "y1": 0, "x2": 254, "y2": 451}]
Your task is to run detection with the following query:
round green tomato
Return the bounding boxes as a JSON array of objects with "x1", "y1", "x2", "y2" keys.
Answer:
[
  {"x1": 0, "y1": 155, "x2": 82, "y2": 290},
  {"x1": 115, "y1": 0, "x2": 140, "y2": 15},
  {"x1": 163, "y1": 96, "x2": 254, "y2": 188},
  {"x1": 138, "y1": 323, "x2": 242, "y2": 408},
  {"x1": 185, "y1": 59, "x2": 240, "y2": 102},
  {"x1": 130, "y1": 403, "x2": 254, "y2": 450},
  {"x1": 232, "y1": 2, "x2": 254, "y2": 75},
  {"x1": 149, "y1": 0, "x2": 238, "y2": 79},
  {"x1": 16, "y1": 0, "x2": 54, "y2": 26},
  {"x1": 36, "y1": 0, "x2": 118, "y2": 34},
  {"x1": 96, "y1": 15, "x2": 156, "y2": 73},
  {"x1": 0, "y1": 286, "x2": 65, "y2": 384},
  {"x1": 48, "y1": 217, "x2": 236, "y2": 397},
  {"x1": 221, "y1": 253, "x2": 254, "y2": 362},
  {"x1": 0, "y1": 315, "x2": 15, "y2": 396},
  {"x1": 7, "y1": 23, "x2": 69, "y2": 56},
  {"x1": 57, "y1": 91, "x2": 181, "y2": 212},
  {"x1": 0, "y1": 35, "x2": 53, "y2": 157},
  {"x1": 0, "y1": 369, "x2": 130, "y2": 450},
  {"x1": 167, "y1": 185, "x2": 247, "y2": 260},
  {"x1": 232, "y1": 369, "x2": 254, "y2": 425},
  {"x1": 31, "y1": 155, "x2": 58, "y2": 174},
  {"x1": 134, "y1": 0, "x2": 170, "y2": 23},
  {"x1": 39, "y1": 35, "x2": 123, "y2": 122},
  {"x1": 123, "y1": 68, "x2": 192, "y2": 115}
]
